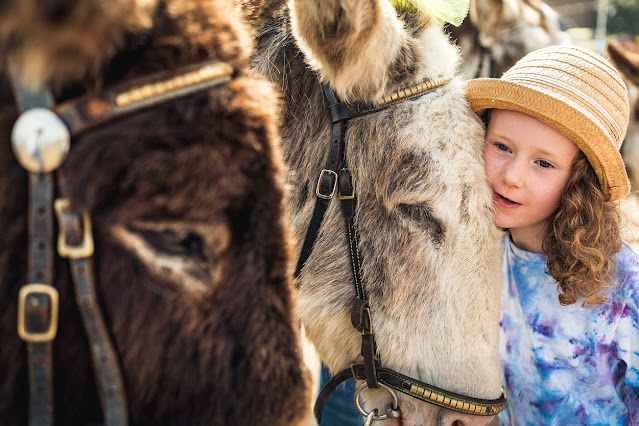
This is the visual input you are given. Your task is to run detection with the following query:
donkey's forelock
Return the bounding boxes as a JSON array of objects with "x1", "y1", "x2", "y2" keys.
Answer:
[
  {"x1": 1, "y1": 0, "x2": 256, "y2": 92},
  {"x1": 0, "y1": 0, "x2": 157, "y2": 89}
]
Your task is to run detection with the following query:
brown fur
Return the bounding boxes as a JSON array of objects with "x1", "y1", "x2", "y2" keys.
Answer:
[{"x1": 0, "y1": 0, "x2": 313, "y2": 424}]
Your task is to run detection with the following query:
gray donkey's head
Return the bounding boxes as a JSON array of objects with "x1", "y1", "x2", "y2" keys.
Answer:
[{"x1": 250, "y1": 0, "x2": 505, "y2": 424}]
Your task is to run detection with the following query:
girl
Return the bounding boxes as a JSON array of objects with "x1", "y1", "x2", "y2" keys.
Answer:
[{"x1": 466, "y1": 45, "x2": 639, "y2": 424}]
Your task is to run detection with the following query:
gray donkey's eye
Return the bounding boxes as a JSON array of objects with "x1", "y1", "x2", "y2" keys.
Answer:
[{"x1": 397, "y1": 203, "x2": 445, "y2": 245}]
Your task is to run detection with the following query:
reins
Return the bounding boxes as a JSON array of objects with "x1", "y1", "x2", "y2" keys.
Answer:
[
  {"x1": 10, "y1": 59, "x2": 234, "y2": 426},
  {"x1": 295, "y1": 77, "x2": 508, "y2": 423}
]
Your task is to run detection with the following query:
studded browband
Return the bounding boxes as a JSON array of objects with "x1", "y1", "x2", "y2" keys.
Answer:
[
  {"x1": 295, "y1": 76, "x2": 507, "y2": 422},
  {"x1": 10, "y1": 59, "x2": 234, "y2": 426}
]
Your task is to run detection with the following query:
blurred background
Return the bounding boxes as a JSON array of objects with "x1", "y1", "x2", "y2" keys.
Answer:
[{"x1": 550, "y1": 0, "x2": 638, "y2": 51}]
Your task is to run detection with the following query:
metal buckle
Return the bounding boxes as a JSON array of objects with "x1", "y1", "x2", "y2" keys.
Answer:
[
  {"x1": 338, "y1": 168, "x2": 355, "y2": 200},
  {"x1": 361, "y1": 306, "x2": 373, "y2": 335},
  {"x1": 54, "y1": 198, "x2": 94, "y2": 259},
  {"x1": 316, "y1": 169, "x2": 338, "y2": 200},
  {"x1": 17, "y1": 284, "x2": 59, "y2": 342}
]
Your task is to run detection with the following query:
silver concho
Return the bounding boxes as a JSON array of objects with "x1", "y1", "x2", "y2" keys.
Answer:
[{"x1": 11, "y1": 108, "x2": 70, "y2": 173}]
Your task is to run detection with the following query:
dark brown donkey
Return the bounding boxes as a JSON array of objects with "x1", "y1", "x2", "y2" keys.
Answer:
[{"x1": 0, "y1": 0, "x2": 313, "y2": 424}]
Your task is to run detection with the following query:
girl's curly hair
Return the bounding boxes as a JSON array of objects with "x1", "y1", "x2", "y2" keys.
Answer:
[{"x1": 542, "y1": 153, "x2": 622, "y2": 307}]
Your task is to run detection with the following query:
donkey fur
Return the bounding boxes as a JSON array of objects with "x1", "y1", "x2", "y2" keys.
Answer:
[
  {"x1": 0, "y1": 0, "x2": 313, "y2": 424},
  {"x1": 447, "y1": 0, "x2": 569, "y2": 79},
  {"x1": 244, "y1": 0, "x2": 504, "y2": 424}
]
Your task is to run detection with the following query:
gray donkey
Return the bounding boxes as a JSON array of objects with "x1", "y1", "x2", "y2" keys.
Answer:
[{"x1": 243, "y1": 0, "x2": 505, "y2": 424}]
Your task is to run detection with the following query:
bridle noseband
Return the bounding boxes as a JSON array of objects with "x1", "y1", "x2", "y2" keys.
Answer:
[
  {"x1": 10, "y1": 60, "x2": 234, "y2": 426},
  {"x1": 295, "y1": 77, "x2": 508, "y2": 423}
]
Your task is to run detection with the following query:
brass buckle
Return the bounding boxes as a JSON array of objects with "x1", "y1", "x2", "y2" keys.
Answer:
[
  {"x1": 337, "y1": 168, "x2": 355, "y2": 200},
  {"x1": 17, "y1": 284, "x2": 59, "y2": 342},
  {"x1": 316, "y1": 169, "x2": 338, "y2": 200},
  {"x1": 361, "y1": 306, "x2": 373, "y2": 335},
  {"x1": 54, "y1": 198, "x2": 94, "y2": 259}
]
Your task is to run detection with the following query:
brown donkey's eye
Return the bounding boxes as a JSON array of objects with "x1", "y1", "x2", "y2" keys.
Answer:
[{"x1": 140, "y1": 229, "x2": 207, "y2": 262}]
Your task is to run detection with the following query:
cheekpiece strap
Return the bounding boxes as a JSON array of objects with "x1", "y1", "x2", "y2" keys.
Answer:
[{"x1": 11, "y1": 71, "x2": 58, "y2": 426}]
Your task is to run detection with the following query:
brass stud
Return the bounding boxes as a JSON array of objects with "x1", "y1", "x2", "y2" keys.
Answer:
[{"x1": 410, "y1": 384, "x2": 418, "y2": 395}]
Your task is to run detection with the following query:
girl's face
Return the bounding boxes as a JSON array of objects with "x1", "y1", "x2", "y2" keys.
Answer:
[{"x1": 484, "y1": 109, "x2": 579, "y2": 252}]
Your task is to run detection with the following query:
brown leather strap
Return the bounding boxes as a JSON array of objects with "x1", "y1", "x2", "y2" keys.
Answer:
[
  {"x1": 54, "y1": 60, "x2": 233, "y2": 137},
  {"x1": 57, "y1": 203, "x2": 128, "y2": 426},
  {"x1": 25, "y1": 168, "x2": 56, "y2": 426},
  {"x1": 10, "y1": 69, "x2": 58, "y2": 426}
]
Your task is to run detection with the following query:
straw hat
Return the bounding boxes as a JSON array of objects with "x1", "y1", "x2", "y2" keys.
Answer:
[{"x1": 466, "y1": 45, "x2": 630, "y2": 201}]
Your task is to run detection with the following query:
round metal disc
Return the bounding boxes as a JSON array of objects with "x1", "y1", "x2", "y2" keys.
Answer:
[{"x1": 11, "y1": 107, "x2": 70, "y2": 173}]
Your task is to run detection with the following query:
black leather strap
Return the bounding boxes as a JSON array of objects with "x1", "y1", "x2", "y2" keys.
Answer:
[
  {"x1": 295, "y1": 198, "x2": 329, "y2": 280},
  {"x1": 313, "y1": 367, "x2": 354, "y2": 424},
  {"x1": 10, "y1": 59, "x2": 236, "y2": 426},
  {"x1": 350, "y1": 364, "x2": 507, "y2": 416},
  {"x1": 294, "y1": 84, "x2": 345, "y2": 280}
]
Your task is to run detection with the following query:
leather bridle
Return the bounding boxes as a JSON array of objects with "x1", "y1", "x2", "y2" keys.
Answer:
[
  {"x1": 295, "y1": 77, "x2": 508, "y2": 423},
  {"x1": 9, "y1": 60, "x2": 234, "y2": 426}
]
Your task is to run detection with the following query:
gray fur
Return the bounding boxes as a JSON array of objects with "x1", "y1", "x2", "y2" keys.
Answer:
[{"x1": 250, "y1": 1, "x2": 504, "y2": 424}]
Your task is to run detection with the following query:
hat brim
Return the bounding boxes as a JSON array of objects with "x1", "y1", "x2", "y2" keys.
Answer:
[{"x1": 465, "y1": 78, "x2": 630, "y2": 201}]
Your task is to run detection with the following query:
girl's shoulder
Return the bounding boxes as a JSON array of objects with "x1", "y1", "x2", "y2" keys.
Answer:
[
  {"x1": 616, "y1": 242, "x2": 639, "y2": 279},
  {"x1": 610, "y1": 242, "x2": 639, "y2": 304}
]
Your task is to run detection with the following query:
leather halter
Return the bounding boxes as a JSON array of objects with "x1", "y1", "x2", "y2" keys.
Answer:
[
  {"x1": 10, "y1": 59, "x2": 234, "y2": 426},
  {"x1": 295, "y1": 77, "x2": 508, "y2": 422}
]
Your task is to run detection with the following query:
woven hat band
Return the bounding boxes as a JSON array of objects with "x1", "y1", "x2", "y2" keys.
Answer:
[
  {"x1": 507, "y1": 71, "x2": 623, "y2": 147},
  {"x1": 502, "y1": 51, "x2": 629, "y2": 145}
]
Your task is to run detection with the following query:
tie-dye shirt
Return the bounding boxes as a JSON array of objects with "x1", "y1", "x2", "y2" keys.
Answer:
[{"x1": 498, "y1": 235, "x2": 639, "y2": 426}]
